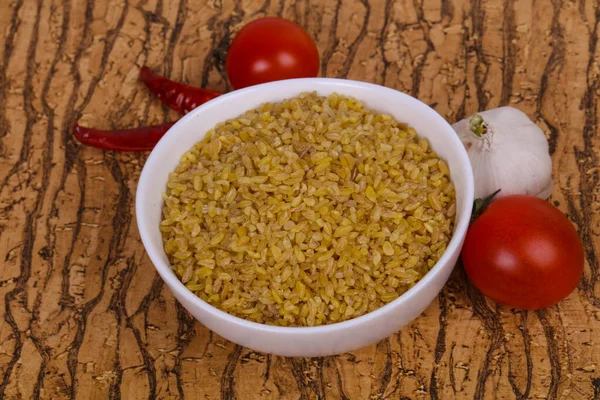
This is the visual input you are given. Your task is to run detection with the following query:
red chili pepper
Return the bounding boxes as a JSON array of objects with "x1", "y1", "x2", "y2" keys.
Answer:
[
  {"x1": 140, "y1": 66, "x2": 221, "y2": 114},
  {"x1": 72, "y1": 121, "x2": 175, "y2": 151}
]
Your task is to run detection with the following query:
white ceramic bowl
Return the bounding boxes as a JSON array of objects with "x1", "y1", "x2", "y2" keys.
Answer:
[{"x1": 136, "y1": 78, "x2": 474, "y2": 357}]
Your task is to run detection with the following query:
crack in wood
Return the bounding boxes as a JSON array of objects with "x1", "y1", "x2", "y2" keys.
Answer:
[
  {"x1": 471, "y1": 0, "x2": 491, "y2": 111},
  {"x1": 220, "y1": 345, "x2": 243, "y2": 400},
  {"x1": 429, "y1": 291, "x2": 448, "y2": 400},
  {"x1": 0, "y1": 0, "x2": 24, "y2": 157},
  {"x1": 572, "y1": 0, "x2": 600, "y2": 310},
  {"x1": 499, "y1": 0, "x2": 515, "y2": 107},
  {"x1": 0, "y1": 0, "x2": 45, "y2": 394},
  {"x1": 506, "y1": 311, "x2": 533, "y2": 400},
  {"x1": 535, "y1": 309, "x2": 561, "y2": 400},
  {"x1": 535, "y1": 0, "x2": 564, "y2": 156}
]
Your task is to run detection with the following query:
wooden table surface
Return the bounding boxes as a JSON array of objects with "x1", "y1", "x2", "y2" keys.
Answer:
[{"x1": 1, "y1": 0, "x2": 599, "y2": 398}]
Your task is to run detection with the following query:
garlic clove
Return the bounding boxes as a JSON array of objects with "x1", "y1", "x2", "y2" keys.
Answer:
[{"x1": 452, "y1": 107, "x2": 553, "y2": 200}]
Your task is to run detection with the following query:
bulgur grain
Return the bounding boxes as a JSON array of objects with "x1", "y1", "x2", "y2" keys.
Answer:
[{"x1": 161, "y1": 92, "x2": 455, "y2": 326}]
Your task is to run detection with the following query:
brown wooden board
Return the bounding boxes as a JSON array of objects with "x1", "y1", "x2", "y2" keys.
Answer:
[{"x1": 0, "y1": 0, "x2": 599, "y2": 398}]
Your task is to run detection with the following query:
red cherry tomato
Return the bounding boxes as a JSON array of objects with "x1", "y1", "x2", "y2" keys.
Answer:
[
  {"x1": 226, "y1": 17, "x2": 320, "y2": 89},
  {"x1": 462, "y1": 195, "x2": 584, "y2": 310}
]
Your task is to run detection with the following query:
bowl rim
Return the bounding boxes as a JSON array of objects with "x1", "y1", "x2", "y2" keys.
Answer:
[{"x1": 136, "y1": 77, "x2": 474, "y2": 334}]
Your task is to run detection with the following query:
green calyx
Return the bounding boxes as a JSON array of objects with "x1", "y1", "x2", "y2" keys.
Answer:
[{"x1": 470, "y1": 189, "x2": 501, "y2": 224}]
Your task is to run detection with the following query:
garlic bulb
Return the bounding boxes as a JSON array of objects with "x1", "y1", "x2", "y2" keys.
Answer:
[{"x1": 452, "y1": 107, "x2": 553, "y2": 199}]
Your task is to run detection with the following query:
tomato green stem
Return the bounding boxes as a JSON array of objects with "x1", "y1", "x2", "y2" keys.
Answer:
[{"x1": 470, "y1": 189, "x2": 501, "y2": 224}]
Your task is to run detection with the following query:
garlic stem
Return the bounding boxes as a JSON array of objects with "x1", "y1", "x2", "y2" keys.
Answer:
[{"x1": 469, "y1": 115, "x2": 487, "y2": 137}]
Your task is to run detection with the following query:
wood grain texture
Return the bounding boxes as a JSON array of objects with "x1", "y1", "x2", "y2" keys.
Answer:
[{"x1": 0, "y1": 0, "x2": 599, "y2": 398}]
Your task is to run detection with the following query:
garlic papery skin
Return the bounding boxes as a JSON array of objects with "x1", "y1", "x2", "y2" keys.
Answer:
[{"x1": 452, "y1": 107, "x2": 553, "y2": 200}]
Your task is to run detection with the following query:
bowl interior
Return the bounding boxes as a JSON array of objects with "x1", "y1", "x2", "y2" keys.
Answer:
[{"x1": 136, "y1": 78, "x2": 474, "y2": 330}]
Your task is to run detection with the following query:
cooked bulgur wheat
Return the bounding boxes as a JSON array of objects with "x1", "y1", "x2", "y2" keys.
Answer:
[{"x1": 161, "y1": 92, "x2": 456, "y2": 327}]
